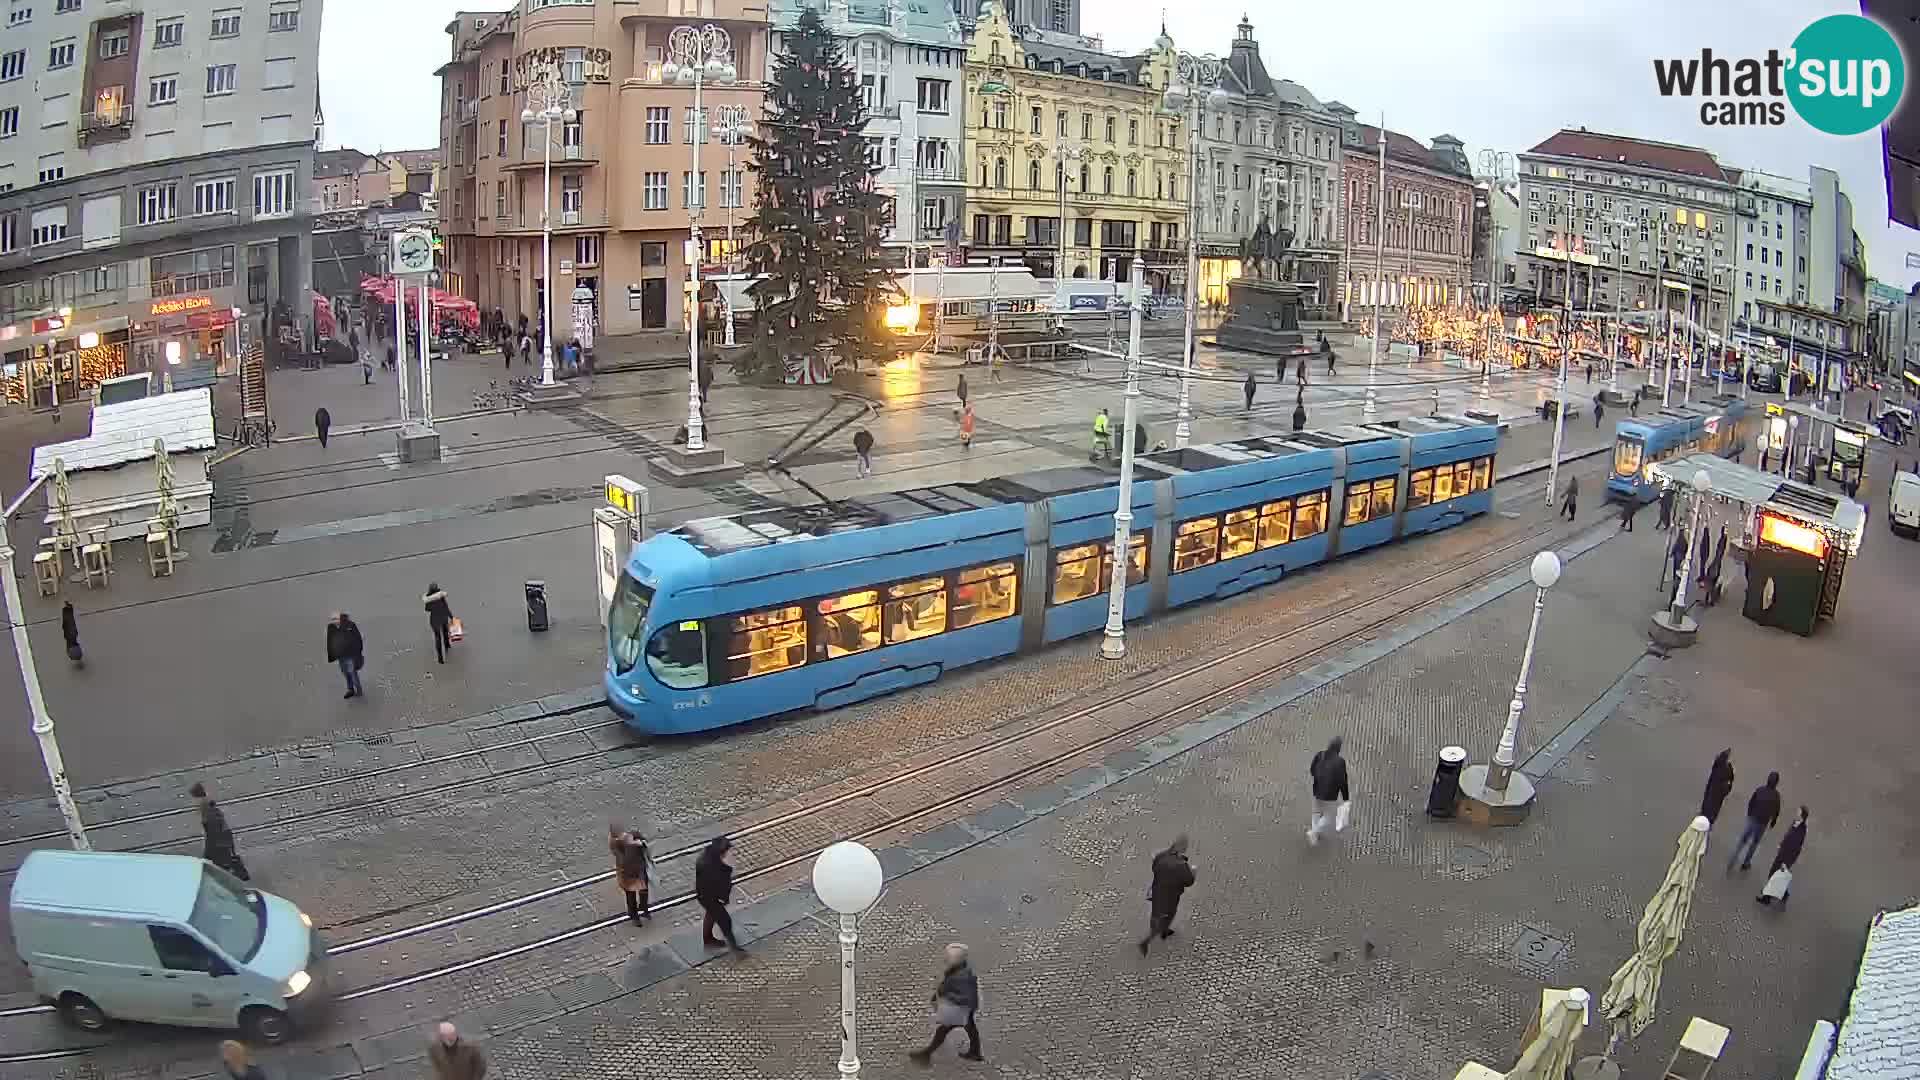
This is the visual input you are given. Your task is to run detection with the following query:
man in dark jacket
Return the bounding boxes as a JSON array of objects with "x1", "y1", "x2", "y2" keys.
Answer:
[
  {"x1": 1292, "y1": 388, "x2": 1308, "y2": 433},
  {"x1": 1243, "y1": 372, "x2": 1257, "y2": 413},
  {"x1": 1728, "y1": 771, "x2": 1782, "y2": 872},
  {"x1": 695, "y1": 836, "x2": 744, "y2": 951},
  {"x1": 1307, "y1": 736, "x2": 1351, "y2": 845},
  {"x1": 428, "y1": 1022, "x2": 486, "y2": 1080},
  {"x1": 852, "y1": 428, "x2": 875, "y2": 478},
  {"x1": 61, "y1": 601, "x2": 81, "y2": 667},
  {"x1": 191, "y1": 782, "x2": 249, "y2": 880},
  {"x1": 314, "y1": 406, "x2": 331, "y2": 449},
  {"x1": 909, "y1": 942, "x2": 983, "y2": 1064},
  {"x1": 1138, "y1": 835, "x2": 1195, "y2": 955},
  {"x1": 326, "y1": 612, "x2": 365, "y2": 698},
  {"x1": 1699, "y1": 749, "x2": 1735, "y2": 826}
]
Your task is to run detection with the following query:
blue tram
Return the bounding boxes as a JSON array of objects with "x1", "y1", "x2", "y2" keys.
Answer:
[
  {"x1": 605, "y1": 418, "x2": 1501, "y2": 735},
  {"x1": 1605, "y1": 396, "x2": 1759, "y2": 504}
]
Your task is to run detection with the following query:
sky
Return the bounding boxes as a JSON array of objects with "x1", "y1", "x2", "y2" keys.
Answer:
[{"x1": 318, "y1": 0, "x2": 1920, "y2": 290}]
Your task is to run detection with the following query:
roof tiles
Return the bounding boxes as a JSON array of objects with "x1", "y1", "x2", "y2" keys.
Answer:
[{"x1": 1527, "y1": 129, "x2": 1731, "y2": 183}]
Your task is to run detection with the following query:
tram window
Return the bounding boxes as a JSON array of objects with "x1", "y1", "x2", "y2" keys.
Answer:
[
  {"x1": 1257, "y1": 499, "x2": 1293, "y2": 547},
  {"x1": 1172, "y1": 517, "x2": 1220, "y2": 572},
  {"x1": 1453, "y1": 461, "x2": 1474, "y2": 495},
  {"x1": 1473, "y1": 457, "x2": 1492, "y2": 491},
  {"x1": 815, "y1": 589, "x2": 881, "y2": 659},
  {"x1": 1408, "y1": 469, "x2": 1433, "y2": 509},
  {"x1": 1369, "y1": 478, "x2": 1397, "y2": 519},
  {"x1": 608, "y1": 575, "x2": 655, "y2": 675},
  {"x1": 953, "y1": 561, "x2": 1018, "y2": 628},
  {"x1": 884, "y1": 577, "x2": 948, "y2": 643},
  {"x1": 1343, "y1": 481, "x2": 1374, "y2": 526},
  {"x1": 725, "y1": 605, "x2": 808, "y2": 681},
  {"x1": 1050, "y1": 543, "x2": 1103, "y2": 605},
  {"x1": 1432, "y1": 463, "x2": 1456, "y2": 502},
  {"x1": 1097, "y1": 532, "x2": 1149, "y2": 587},
  {"x1": 1292, "y1": 492, "x2": 1328, "y2": 537},
  {"x1": 1220, "y1": 508, "x2": 1259, "y2": 560},
  {"x1": 646, "y1": 621, "x2": 709, "y2": 689}
]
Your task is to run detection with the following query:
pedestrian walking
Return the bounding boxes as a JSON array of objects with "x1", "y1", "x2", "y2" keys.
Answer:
[
  {"x1": 423, "y1": 583, "x2": 454, "y2": 664},
  {"x1": 1757, "y1": 807, "x2": 1808, "y2": 907},
  {"x1": 501, "y1": 335, "x2": 515, "y2": 370},
  {"x1": 1137, "y1": 834, "x2": 1195, "y2": 954},
  {"x1": 1667, "y1": 529, "x2": 1689, "y2": 593},
  {"x1": 348, "y1": 326, "x2": 360, "y2": 357},
  {"x1": 907, "y1": 943, "x2": 984, "y2": 1065},
  {"x1": 853, "y1": 428, "x2": 874, "y2": 478},
  {"x1": 1728, "y1": 771, "x2": 1782, "y2": 872},
  {"x1": 1292, "y1": 388, "x2": 1308, "y2": 433},
  {"x1": 428, "y1": 1023, "x2": 487, "y2": 1080},
  {"x1": 609, "y1": 823, "x2": 651, "y2": 924},
  {"x1": 191, "y1": 782, "x2": 249, "y2": 881},
  {"x1": 220, "y1": 1040, "x2": 267, "y2": 1080},
  {"x1": 326, "y1": 611, "x2": 365, "y2": 699},
  {"x1": 694, "y1": 836, "x2": 745, "y2": 951},
  {"x1": 959, "y1": 401, "x2": 975, "y2": 450},
  {"x1": 956, "y1": 372, "x2": 969, "y2": 408},
  {"x1": 314, "y1": 407, "x2": 331, "y2": 449},
  {"x1": 1275, "y1": 355, "x2": 1286, "y2": 384},
  {"x1": 1700, "y1": 749, "x2": 1735, "y2": 825},
  {"x1": 1243, "y1": 371, "x2": 1257, "y2": 412},
  {"x1": 385, "y1": 340, "x2": 397, "y2": 371},
  {"x1": 1135, "y1": 422, "x2": 1148, "y2": 456},
  {"x1": 1594, "y1": 398, "x2": 1606, "y2": 429},
  {"x1": 1306, "y1": 736, "x2": 1351, "y2": 846},
  {"x1": 518, "y1": 331, "x2": 534, "y2": 369},
  {"x1": 1657, "y1": 485, "x2": 1676, "y2": 530},
  {"x1": 1618, "y1": 495, "x2": 1640, "y2": 532},
  {"x1": 1629, "y1": 393, "x2": 1640, "y2": 416},
  {"x1": 1561, "y1": 475, "x2": 1578, "y2": 521},
  {"x1": 1585, "y1": 362, "x2": 1594, "y2": 385},
  {"x1": 1326, "y1": 340, "x2": 1336, "y2": 377},
  {"x1": 362, "y1": 356, "x2": 373, "y2": 385},
  {"x1": 697, "y1": 357, "x2": 715, "y2": 409},
  {"x1": 61, "y1": 600, "x2": 82, "y2": 667},
  {"x1": 1091, "y1": 408, "x2": 1112, "y2": 462},
  {"x1": 1296, "y1": 355, "x2": 1308, "y2": 385}
]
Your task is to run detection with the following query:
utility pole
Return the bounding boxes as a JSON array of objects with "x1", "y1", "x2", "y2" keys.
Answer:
[{"x1": 1366, "y1": 113, "x2": 1385, "y2": 419}]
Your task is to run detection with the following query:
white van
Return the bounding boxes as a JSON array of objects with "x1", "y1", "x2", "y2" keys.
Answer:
[
  {"x1": 9, "y1": 850, "x2": 324, "y2": 1043},
  {"x1": 1891, "y1": 472, "x2": 1920, "y2": 539}
]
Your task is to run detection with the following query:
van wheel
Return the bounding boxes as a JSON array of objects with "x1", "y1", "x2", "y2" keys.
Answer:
[
  {"x1": 240, "y1": 1005, "x2": 292, "y2": 1045},
  {"x1": 57, "y1": 993, "x2": 108, "y2": 1032}
]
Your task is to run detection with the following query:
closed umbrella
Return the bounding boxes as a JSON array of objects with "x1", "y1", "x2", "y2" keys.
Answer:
[
  {"x1": 153, "y1": 438, "x2": 178, "y2": 538},
  {"x1": 52, "y1": 458, "x2": 80, "y2": 555},
  {"x1": 1508, "y1": 987, "x2": 1591, "y2": 1080},
  {"x1": 1582, "y1": 815, "x2": 1711, "y2": 1075}
]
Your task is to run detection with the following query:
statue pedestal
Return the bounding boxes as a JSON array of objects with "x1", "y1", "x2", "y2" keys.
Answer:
[{"x1": 1215, "y1": 278, "x2": 1311, "y2": 358}]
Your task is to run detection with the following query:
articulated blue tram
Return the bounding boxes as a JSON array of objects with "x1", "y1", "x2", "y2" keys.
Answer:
[
  {"x1": 1605, "y1": 396, "x2": 1759, "y2": 504},
  {"x1": 606, "y1": 418, "x2": 1501, "y2": 735}
]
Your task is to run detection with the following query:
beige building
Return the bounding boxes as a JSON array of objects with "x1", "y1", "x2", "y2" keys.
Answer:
[{"x1": 437, "y1": 2, "x2": 769, "y2": 336}]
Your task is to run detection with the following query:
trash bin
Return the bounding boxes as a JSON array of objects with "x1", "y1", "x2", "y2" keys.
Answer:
[
  {"x1": 525, "y1": 580, "x2": 550, "y2": 632},
  {"x1": 1426, "y1": 745, "x2": 1468, "y2": 818}
]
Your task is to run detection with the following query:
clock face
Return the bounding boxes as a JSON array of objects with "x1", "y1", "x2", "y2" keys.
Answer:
[{"x1": 398, "y1": 234, "x2": 431, "y2": 270}]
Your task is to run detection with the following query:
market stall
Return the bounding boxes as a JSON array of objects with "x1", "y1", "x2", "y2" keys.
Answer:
[{"x1": 28, "y1": 388, "x2": 216, "y2": 544}]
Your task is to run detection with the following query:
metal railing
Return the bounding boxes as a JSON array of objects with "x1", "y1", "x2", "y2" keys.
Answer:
[
  {"x1": 80, "y1": 104, "x2": 134, "y2": 133},
  {"x1": 915, "y1": 164, "x2": 963, "y2": 182}
]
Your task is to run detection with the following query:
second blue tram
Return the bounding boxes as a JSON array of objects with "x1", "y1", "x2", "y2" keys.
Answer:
[
  {"x1": 606, "y1": 418, "x2": 1501, "y2": 735},
  {"x1": 1606, "y1": 396, "x2": 1758, "y2": 504}
]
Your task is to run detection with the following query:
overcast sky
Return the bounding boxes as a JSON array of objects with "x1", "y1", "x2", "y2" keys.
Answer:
[{"x1": 319, "y1": 0, "x2": 1920, "y2": 289}]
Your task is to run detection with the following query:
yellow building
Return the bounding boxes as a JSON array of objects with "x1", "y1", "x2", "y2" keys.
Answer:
[{"x1": 961, "y1": 3, "x2": 1185, "y2": 287}]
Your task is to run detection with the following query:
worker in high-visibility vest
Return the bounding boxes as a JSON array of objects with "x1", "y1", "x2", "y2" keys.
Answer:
[{"x1": 1092, "y1": 408, "x2": 1112, "y2": 462}]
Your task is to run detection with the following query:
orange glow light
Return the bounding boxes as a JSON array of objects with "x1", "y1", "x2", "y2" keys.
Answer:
[{"x1": 1759, "y1": 514, "x2": 1827, "y2": 558}]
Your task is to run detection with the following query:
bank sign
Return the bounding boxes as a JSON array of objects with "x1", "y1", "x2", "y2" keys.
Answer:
[{"x1": 1652, "y1": 13, "x2": 1905, "y2": 135}]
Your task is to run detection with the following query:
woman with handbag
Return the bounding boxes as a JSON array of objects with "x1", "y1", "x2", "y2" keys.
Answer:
[
  {"x1": 908, "y1": 943, "x2": 982, "y2": 1066},
  {"x1": 1758, "y1": 807, "x2": 1808, "y2": 908},
  {"x1": 609, "y1": 823, "x2": 651, "y2": 924},
  {"x1": 424, "y1": 583, "x2": 455, "y2": 664}
]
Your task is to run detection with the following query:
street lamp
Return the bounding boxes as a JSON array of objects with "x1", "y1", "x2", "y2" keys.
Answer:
[
  {"x1": 665, "y1": 24, "x2": 736, "y2": 453},
  {"x1": 1101, "y1": 259, "x2": 1147, "y2": 661},
  {"x1": 812, "y1": 841, "x2": 884, "y2": 1080},
  {"x1": 1162, "y1": 50, "x2": 1228, "y2": 449},
  {"x1": 1486, "y1": 550, "x2": 1562, "y2": 795},
  {"x1": 1364, "y1": 113, "x2": 1388, "y2": 419},
  {"x1": 712, "y1": 104, "x2": 754, "y2": 349},
  {"x1": 520, "y1": 65, "x2": 575, "y2": 390},
  {"x1": 1670, "y1": 469, "x2": 1711, "y2": 617},
  {"x1": 1052, "y1": 138, "x2": 1085, "y2": 284},
  {"x1": 0, "y1": 475, "x2": 90, "y2": 851}
]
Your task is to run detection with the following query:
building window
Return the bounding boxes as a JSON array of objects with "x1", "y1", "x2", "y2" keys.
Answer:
[
  {"x1": 206, "y1": 65, "x2": 237, "y2": 95},
  {"x1": 494, "y1": 179, "x2": 505, "y2": 219},
  {"x1": 920, "y1": 196, "x2": 948, "y2": 234},
  {"x1": 154, "y1": 18, "x2": 182, "y2": 47},
  {"x1": 1105, "y1": 116, "x2": 1115, "y2": 142},
  {"x1": 720, "y1": 169, "x2": 742, "y2": 208},
  {"x1": 1029, "y1": 104, "x2": 1040, "y2": 134},
  {"x1": 916, "y1": 78, "x2": 949, "y2": 114},
  {"x1": 1081, "y1": 112, "x2": 1091, "y2": 140},
  {"x1": 1028, "y1": 160, "x2": 1040, "y2": 189},
  {"x1": 97, "y1": 27, "x2": 129, "y2": 58},
  {"x1": 37, "y1": 152, "x2": 64, "y2": 182},
  {"x1": 644, "y1": 106, "x2": 669, "y2": 144},
  {"x1": 574, "y1": 233, "x2": 599, "y2": 267},
  {"x1": 497, "y1": 118, "x2": 508, "y2": 155},
  {"x1": 1079, "y1": 163, "x2": 1089, "y2": 192},
  {"x1": 48, "y1": 41, "x2": 74, "y2": 69},
  {"x1": 0, "y1": 106, "x2": 17, "y2": 138},
  {"x1": 643, "y1": 171, "x2": 667, "y2": 210},
  {"x1": 57, "y1": 0, "x2": 81, "y2": 10},
  {"x1": 1056, "y1": 109, "x2": 1066, "y2": 137},
  {"x1": 993, "y1": 99, "x2": 1006, "y2": 130},
  {"x1": 252, "y1": 169, "x2": 294, "y2": 217},
  {"x1": 1126, "y1": 168, "x2": 1136, "y2": 197},
  {"x1": 30, "y1": 206, "x2": 68, "y2": 246},
  {"x1": 148, "y1": 75, "x2": 177, "y2": 105},
  {"x1": 209, "y1": 8, "x2": 240, "y2": 37},
  {"x1": 137, "y1": 183, "x2": 178, "y2": 225},
  {"x1": 7, "y1": 1, "x2": 29, "y2": 26},
  {"x1": 993, "y1": 158, "x2": 1006, "y2": 188},
  {"x1": 267, "y1": 2, "x2": 298, "y2": 31},
  {"x1": 0, "y1": 213, "x2": 14, "y2": 254},
  {"x1": 681, "y1": 170, "x2": 707, "y2": 210},
  {"x1": 560, "y1": 174, "x2": 583, "y2": 215}
]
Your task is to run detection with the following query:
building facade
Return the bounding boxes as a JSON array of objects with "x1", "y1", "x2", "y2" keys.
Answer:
[
  {"x1": 1333, "y1": 107, "x2": 1473, "y2": 315},
  {"x1": 437, "y1": 1, "x2": 769, "y2": 336},
  {"x1": 959, "y1": 2, "x2": 1182, "y2": 285},
  {"x1": 1190, "y1": 19, "x2": 1342, "y2": 310},
  {"x1": 1514, "y1": 130, "x2": 1737, "y2": 340},
  {"x1": 0, "y1": 0, "x2": 324, "y2": 408},
  {"x1": 950, "y1": 0, "x2": 1076, "y2": 36},
  {"x1": 1726, "y1": 166, "x2": 1867, "y2": 377},
  {"x1": 769, "y1": 0, "x2": 968, "y2": 256},
  {"x1": 315, "y1": 147, "x2": 440, "y2": 212}
]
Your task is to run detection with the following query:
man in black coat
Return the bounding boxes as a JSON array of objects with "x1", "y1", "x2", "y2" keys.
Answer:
[
  {"x1": 1728, "y1": 771, "x2": 1782, "y2": 872},
  {"x1": 326, "y1": 612, "x2": 365, "y2": 699},
  {"x1": 1138, "y1": 835, "x2": 1194, "y2": 955},
  {"x1": 315, "y1": 406, "x2": 331, "y2": 449},
  {"x1": 1307, "y1": 736, "x2": 1351, "y2": 845},
  {"x1": 191, "y1": 782, "x2": 249, "y2": 880},
  {"x1": 695, "y1": 836, "x2": 745, "y2": 951},
  {"x1": 1699, "y1": 749, "x2": 1735, "y2": 826}
]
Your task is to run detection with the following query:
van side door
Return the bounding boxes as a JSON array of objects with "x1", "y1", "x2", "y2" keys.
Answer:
[{"x1": 145, "y1": 925, "x2": 242, "y2": 1028}]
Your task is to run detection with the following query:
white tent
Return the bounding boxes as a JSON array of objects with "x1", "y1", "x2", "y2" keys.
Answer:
[{"x1": 29, "y1": 388, "x2": 216, "y2": 543}]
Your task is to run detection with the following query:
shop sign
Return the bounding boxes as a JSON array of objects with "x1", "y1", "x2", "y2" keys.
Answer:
[
  {"x1": 151, "y1": 295, "x2": 214, "y2": 317},
  {"x1": 1198, "y1": 244, "x2": 1240, "y2": 259},
  {"x1": 187, "y1": 308, "x2": 235, "y2": 330},
  {"x1": 30, "y1": 316, "x2": 67, "y2": 334}
]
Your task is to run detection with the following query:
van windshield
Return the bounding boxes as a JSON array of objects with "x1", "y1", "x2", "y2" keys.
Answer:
[{"x1": 190, "y1": 864, "x2": 266, "y2": 963}]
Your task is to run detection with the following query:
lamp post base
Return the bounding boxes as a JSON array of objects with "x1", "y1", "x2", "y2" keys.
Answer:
[
  {"x1": 1648, "y1": 609, "x2": 1699, "y2": 649},
  {"x1": 520, "y1": 383, "x2": 582, "y2": 407},
  {"x1": 395, "y1": 423, "x2": 442, "y2": 463},
  {"x1": 1454, "y1": 763, "x2": 1536, "y2": 827},
  {"x1": 649, "y1": 442, "x2": 747, "y2": 487}
]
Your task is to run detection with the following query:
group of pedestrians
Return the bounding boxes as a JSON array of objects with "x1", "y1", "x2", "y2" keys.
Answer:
[
  {"x1": 319, "y1": 583, "x2": 461, "y2": 698},
  {"x1": 1699, "y1": 749, "x2": 1810, "y2": 907}
]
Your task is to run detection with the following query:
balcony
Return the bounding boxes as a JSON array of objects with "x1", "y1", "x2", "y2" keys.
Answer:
[
  {"x1": 459, "y1": 100, "x2": 479, "y2": 125},
  {"x1": 915, "y1": 165, "x2": 963, "y2": 184},
  {"x1": 77, "y1": 104, "x2": 135, "y2": 145},
  {"x1": 502, "y1": 147, "x2": 599, "y2": 172}
]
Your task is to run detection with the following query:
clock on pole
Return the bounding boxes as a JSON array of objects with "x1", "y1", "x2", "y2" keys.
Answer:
[{"x1": 392, "y1": 228, "x2": 435, "y2": 275}]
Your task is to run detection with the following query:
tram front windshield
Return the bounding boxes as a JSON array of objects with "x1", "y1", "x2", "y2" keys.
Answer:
[
  {"x1": 608, "y1": 573, "x2": 654, "y2": 675},
  {"x1": 1613, "y1": 436, "x2": 1644, "y2": 478}
]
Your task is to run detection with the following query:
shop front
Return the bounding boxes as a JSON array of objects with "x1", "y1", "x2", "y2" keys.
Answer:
[
  {"x1": 0, "y1": 312, "x2": 134, "y2": 410},
  {"x1": 1196, "y1": 245, "x2": 1242, "y2": 310}
]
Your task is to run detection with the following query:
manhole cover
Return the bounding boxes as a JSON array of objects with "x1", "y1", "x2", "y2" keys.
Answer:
[
  {"x1": 1507, "y1": 924, "x2": 1569, "y2": 974},
  {"x1": 1451, "y1": 845, "x2": 1493, "y2": 870}
]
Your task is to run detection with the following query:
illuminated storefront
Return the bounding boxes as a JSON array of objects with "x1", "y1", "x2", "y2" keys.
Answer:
[
  {"x1": 1, "y1": 292, "x2": 238, "y2": 409},
  {"x1": 1196, "y1": 251, "x2": 1243, "y2": 309}
]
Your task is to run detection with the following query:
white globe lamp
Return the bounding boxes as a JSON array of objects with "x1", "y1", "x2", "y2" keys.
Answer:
[
  {"x1": 813, "y1": 840, "x2": 882, "y2": 914},
  {"x1": 1530, "y1": 550, "x2": 1562, "y2": 590}
]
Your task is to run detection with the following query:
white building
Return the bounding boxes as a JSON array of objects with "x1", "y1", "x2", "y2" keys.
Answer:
[
  {"x1": 0, "y1": 0, "x2": 324, "y2": 410},
  {"x1": 1731, "y1": 165, "x2": 1869, "y2": 381}
]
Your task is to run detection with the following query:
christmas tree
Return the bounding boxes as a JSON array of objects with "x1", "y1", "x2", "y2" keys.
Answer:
[{"x1": 740, "y1": 7, "x2": 893, "y2": 380}]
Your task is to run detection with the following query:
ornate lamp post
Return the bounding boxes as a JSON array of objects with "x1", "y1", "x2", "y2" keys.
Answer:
[
  {"x1": 520, "y1": 65, "x2": 574, "y2": 390},
  {"x1": 713, "y1": 103, "x2": 753, "y2": 349},
  {"x1": 665, "y1": 24, "x2": 736, "y2": 452},
  {"x1": 813, "y1": 841, "x2": 884, "y2": 1080},
  {"x1": 1162, "y1": 51, "x2": 1227, "y2": 449},
  {"x1": 1101, "y1": 259, "x2": 1147, "y2": 660},
  {"x1": 1052, "y1": 137, "x2": 1085, "y2": 282},
  {"x1": 1488, "y1": 550, "x2": 1562, "y2": 794}
]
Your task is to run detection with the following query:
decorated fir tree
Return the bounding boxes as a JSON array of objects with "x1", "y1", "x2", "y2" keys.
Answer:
[{"x1": 740, "y1": 8, "x2": 893, "y2": 380}]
